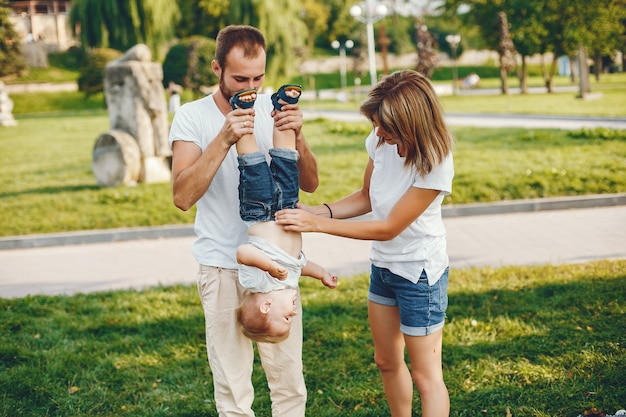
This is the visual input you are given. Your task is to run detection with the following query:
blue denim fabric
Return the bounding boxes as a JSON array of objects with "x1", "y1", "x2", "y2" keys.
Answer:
[
  {"x1": 368, "y1": 265, "x2": 449, "y2": 336},
  {"x1": 237, "y1": 148, "x2": 299, "y2": 223}
]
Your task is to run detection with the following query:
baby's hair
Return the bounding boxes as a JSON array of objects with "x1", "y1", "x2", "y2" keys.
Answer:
[{"x1": 236, "y1": 299, "x2": 289, "y2": 344}]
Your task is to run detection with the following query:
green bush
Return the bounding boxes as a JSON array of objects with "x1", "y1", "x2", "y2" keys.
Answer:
[
  {"x1": 48, "y1": 46, "x2": 85, "y2": 71},
  {"x1": 162, "y1": 43, "x2": 187, "y2": 88},
  {"x1": 77, "y1": 48, "x2": 122, "y2": 97},
  {"x1": 0, "y1": 3, "x2": 26, "y2": 77},
  {"x1": 569, "y1": 127, "x2": 626, "y2": 141},
  {"x1": 162, "y1": 35, "x2": 217, "y2": 97}
]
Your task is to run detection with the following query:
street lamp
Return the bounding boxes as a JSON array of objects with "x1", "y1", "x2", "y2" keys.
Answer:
[
  {"x1": 445, "y1": 34, "x2": 461, "y2": 94},
  {"x1": 331, "y1": 39, "x2": 354, "y2": 95},
  {"x1": 350, "y1": 0, "x2": 388, "y2": 86}
]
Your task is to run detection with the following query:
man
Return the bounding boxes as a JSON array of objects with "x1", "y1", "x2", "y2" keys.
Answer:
[{"x1": 169, "y1": 25, "x2": 319, "y2": 417}]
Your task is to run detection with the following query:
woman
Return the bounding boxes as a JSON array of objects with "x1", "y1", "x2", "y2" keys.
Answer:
[{"x1": 276, "y1": 69, "x2": 454, "y2": 417}]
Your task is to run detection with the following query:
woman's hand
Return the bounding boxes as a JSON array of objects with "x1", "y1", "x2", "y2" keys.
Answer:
[
  {"x1": 295, "y1": 202, "x2": 315, "y2": 213},
  {"x1": 275, "y1": 208, "x2": 320, "y2": 233}
]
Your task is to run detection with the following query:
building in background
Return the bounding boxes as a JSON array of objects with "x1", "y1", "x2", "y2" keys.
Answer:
[{"x1": 7, "y1": 1, "x2": 73, "y2": 52}]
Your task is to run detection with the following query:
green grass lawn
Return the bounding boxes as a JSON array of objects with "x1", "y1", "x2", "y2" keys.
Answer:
[
  {"x1": 1, "y1": 70, "x2": 624, "y2": 416},
  {"x1": 1, "y1": 260, "x2": 624, "y2": 416},
  {"x1": 299, "y1": 73, "x2": 626, "y2": 118},
  {"x1": 0, "y1": 113, "x2": 624, "y2": 237}
]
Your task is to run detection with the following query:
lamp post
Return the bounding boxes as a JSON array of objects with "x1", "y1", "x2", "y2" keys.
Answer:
[
  {"x1": 331, "y1": 39, "x2": 354, "y2": 94},
  {"x1": 445, "y1": 34, "x2": 461, "y2": 94},
  {"x1": 350, "y1": 0, "x2": 388, "y2": 86}
]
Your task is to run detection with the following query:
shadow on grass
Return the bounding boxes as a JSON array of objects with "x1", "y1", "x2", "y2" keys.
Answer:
[
  {"x1": 1, "y1": 264, "x2": 624, "y2": 417},
  {"x1": 0, "y1": 184, "x2": 101, "y2": 199}
]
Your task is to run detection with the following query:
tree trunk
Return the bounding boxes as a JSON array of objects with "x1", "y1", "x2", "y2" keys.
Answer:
[
  {"x1": 594, "y1": 53, "x2": 602, "y2": 81},
  {"x1": 577, "y1": 44, "x2": 591, "y2": 98},
  {"x1": 499, "y1": 65, "x2": 509, "y2": 94},
  {"x1": 569, "y1": 56, "x2": 578, "y2": 84},
  {"x1": 520, "y1": 56, "x2": 528, "y2": 94},
  {"x1": 546, "y1": 56, "x2": 558, "y2": 93}
]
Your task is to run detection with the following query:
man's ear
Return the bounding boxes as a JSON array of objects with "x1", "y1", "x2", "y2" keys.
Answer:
[
  {"x1": 260, "y1": 299, "x2": 272, "y2": 314},
  {"x1": 211, "y1": 59, "x2": 221, "y2": 78}
]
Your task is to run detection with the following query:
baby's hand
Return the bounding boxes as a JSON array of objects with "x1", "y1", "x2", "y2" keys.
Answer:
[
  {"x1": 268, "y1": 261, "x2": 288, "y2": 280},
  {"x1": 322, "y1": 271, "x2": 338, "y2": 289}
]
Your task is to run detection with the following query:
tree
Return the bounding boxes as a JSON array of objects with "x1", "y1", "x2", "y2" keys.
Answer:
[
  {"x1": 69, "y1": 0, "x2": 180, "y2": 59},
  {"x1": 508, "y1": 0, "x2": 546, "y2": 93},
  {"x1": 0, "y1": 1, "x2": 26, "y2": 77},
  {"x1": 497, "y1": 11, "x2": 516, "y2": 94},
  {"x1": 162, "y1": 36, "x2": 217, "y2": 98},
  {"x1": 414, "y1": 19, "x2": 439, "y2": 78},
  {"x1": 443, "y1": 0, "x2": 521, "y2": 92},
  {"x1": 77, "y1": 48, "x2": 122, "y2": 96},
  {"x1": 572, "y1": 0, "x2": 626, "y2": 80},
  {"x1": 301, "y1": 0, "x2": 330, "y2": 54},
  {"x1": 176, "y1": 0, "x2": 229, "y2": 40}
]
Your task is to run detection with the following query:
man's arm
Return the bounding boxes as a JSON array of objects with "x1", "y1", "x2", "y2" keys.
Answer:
[
  {"x1": 171, "y1": 107, "x2": 254, "y2": 211},
  {"x1": 295, "y1": 131, "x2": 319, "y2": 193},
  {"x1": 171, "y1": 139, "x2": 231, "y2": 211}
]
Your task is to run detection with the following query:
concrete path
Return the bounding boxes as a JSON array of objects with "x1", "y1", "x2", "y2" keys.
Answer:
[
  {"x1": 1, "y1": 196, "x2": 624, "y2": 299},
  {"x1": 302, "y1": 110, "x2": 626, "y2": 130}
]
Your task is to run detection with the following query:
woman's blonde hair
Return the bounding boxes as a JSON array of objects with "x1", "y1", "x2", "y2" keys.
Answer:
[{"x1": 360, "y1": 70, "x2": 454, "y2": 177}]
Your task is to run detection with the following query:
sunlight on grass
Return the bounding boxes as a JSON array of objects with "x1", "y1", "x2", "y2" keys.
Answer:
[
  {"x1": 1, "y1": 115, "x2": 624, "y2": 236},
  {"x1": 448, "y1": 316, "x2": 548, "y2": 346},
  {"x1": 2, "y1": 260, "x2": 623, "y2": 416}
]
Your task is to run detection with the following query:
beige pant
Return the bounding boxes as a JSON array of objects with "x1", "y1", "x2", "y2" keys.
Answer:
[{"x1": 197, "y1": 265, "x2": 307, "y2": 417}]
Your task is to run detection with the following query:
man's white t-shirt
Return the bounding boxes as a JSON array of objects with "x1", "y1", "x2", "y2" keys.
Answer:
[
  {"x1": 365, "y1": 131, "x2": 454, "y2": 285},
  {"x1": 169, "y1": 94, "x2": 276, "y2": 268}
]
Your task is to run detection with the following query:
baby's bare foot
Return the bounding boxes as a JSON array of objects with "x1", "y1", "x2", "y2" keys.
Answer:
[
  {"x1": 284, "y1": 87, "x2": 300, "y2": 99},
  {"x1": 241, "y1": 92, "x2": 256, "y2": 102}
]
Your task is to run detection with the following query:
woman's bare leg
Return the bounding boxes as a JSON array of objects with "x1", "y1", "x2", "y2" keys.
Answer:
[
  {"x1": 368, "y1": 301, "x2": 413, "y2": 417},
  {"x1": 406, "y1": 329, "x2": 449, "y2": 417}
]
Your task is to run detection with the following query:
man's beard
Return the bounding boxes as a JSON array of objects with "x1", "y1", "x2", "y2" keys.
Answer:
[{"x1": 218, "y1": 77, "x2": 233, "y2": 103}]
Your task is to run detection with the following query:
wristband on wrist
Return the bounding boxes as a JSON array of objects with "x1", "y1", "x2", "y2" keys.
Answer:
[{"x1": 323, "y1": 203, "x2": 333, "y2": 219}]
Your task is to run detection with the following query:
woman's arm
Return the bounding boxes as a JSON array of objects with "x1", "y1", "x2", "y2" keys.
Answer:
[
  {"x1": 298, "y1": 158, "x2": 375, "y2": 220},
  {"x1": 277, "y1": 180, "x2": 440, "y2": 241}
]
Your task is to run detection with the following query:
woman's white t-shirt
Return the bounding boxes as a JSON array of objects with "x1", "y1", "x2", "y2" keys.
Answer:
[{"x1": 365, "y1": 131, "x2": 454, "y2": 285}]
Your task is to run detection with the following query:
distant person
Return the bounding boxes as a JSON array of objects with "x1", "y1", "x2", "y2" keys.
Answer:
[
  {"x1": 461, "y1": 72, "x2": 480, "y2": 89},
  {"x1": 168, "y1": 82, "x2": 181, "y2": 114},
  {"x1": 230, "y1": 87, "x2": 337, "y2": 343},
  {"x1": 277, "y1": 69, "x2": 454, "y2": 417}
]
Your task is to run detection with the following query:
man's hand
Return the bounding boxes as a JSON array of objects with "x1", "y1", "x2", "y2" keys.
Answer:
[
  {"x1": 272, "y1": 103, "x2": 303, "y2": 137},
  {"x1": 222, "y1": 107, "x2": 255, "y2": 146}
]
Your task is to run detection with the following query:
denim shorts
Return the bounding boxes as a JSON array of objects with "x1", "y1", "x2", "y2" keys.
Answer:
[
  {"x1": 237, "y1": 148, "x2": 299, "y2": 223},
  {"x1": 368, "y1": 265, "x2": 448, "y2": 336}
]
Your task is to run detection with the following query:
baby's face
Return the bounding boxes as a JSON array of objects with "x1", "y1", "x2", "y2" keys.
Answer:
[{"x1": 267, "y1": 288, "x2": 298, "y2": 336}]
